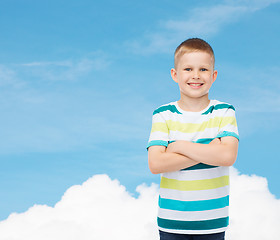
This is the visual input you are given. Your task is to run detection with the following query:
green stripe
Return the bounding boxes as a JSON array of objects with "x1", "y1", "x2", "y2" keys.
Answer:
[
  {"x1": 159, "y1": 196, "x2": 229, "y2": 211},
  {"x1": 181, "y1": 163, "x2": 218, "y2": 171},
  {"x1": 153, "y1": 105, "x2": 182, "y2": 115},
  {"x1": 202, "y1": 104, "x2": 235, "y2": 115},
  {"x1": 158, "y1": 217, "x2": 229, "y2": 230},
  {"x1": 160, "y1": 175, "x2": 229, "y2": 191}
]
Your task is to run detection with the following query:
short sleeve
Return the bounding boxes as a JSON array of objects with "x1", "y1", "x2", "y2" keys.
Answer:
[
  {"x1": 216, "y1": 106, "x2": 239, "y2": 141},
  {"x1": 147, "y1": 110, "x2": 169, "y2": 149}
]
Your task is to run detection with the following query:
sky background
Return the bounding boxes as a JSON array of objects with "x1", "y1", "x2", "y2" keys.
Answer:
[{"x1": 0, "y1": 0, "x2": 280, "y2": 232}]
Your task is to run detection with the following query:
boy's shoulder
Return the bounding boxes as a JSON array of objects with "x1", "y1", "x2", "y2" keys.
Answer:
[
  {"x1": 210, "y1": 99, "x2": 234, "y2": 107},
  {"x1": 152, "y1": 101, "x2": 180, "y2": 115},
  {"x1": 153, "y1": 100, "x2": 236, "y2": 116},
  {"x1": 204, "y1": 100, "x2": 236, "y2": 115}
]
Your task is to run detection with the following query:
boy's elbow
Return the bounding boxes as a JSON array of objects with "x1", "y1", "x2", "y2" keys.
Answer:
[
  {"x1": 221, "y1": 151, "x2": 237, "y2": 166},
  {"x1": 148, "y1": 147, "x2": 166, "y2": 174},
  {"x1": 149, "y1": 167, "x2": 160, "y2": 175},
  {"x1": 222, "y1": 158, "x2": 236, "y2": 166},
  {"x1": 148, "y1": 158, "x2": 161, "y2": 174},
  {"x1": 219, "y1": 138, "x2": 239, "y2": 166}
]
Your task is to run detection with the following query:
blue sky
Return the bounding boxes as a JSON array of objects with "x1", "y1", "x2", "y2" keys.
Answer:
[{"x1": 0, "y1": 0, "x2": 280, "y2": 221}]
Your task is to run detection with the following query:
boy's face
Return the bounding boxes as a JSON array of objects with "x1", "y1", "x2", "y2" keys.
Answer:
[{"x1": 171, "y1": 51, "x2": 217, "y2": 102}]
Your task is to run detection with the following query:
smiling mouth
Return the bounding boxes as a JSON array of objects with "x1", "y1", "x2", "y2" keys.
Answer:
[{"x1": 187, "y1": 83, "x2": 204, "y2": 87}]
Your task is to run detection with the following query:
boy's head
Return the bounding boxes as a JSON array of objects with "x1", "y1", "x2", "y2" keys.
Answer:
[
  {"x1": 174, "y1": 38, "x2": 215, "y2": 69},
  {"x1": 171, "y1": 38, "x2": 218, "y2": 105}
]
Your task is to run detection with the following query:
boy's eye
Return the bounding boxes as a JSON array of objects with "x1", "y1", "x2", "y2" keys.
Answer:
[
  {"x1": 184, "y1": 68, "x2": 192, "y2": 71},
  {"x1": 200, "y1": 68, "x2": 208, "y2": 72}
]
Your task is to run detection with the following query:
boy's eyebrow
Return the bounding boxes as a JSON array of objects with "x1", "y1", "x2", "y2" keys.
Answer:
[{"x1": 182, "y1": 64, "x2": 212, "y2": 68}]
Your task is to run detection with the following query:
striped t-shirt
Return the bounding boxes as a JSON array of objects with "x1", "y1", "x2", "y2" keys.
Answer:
[{"x1": 147, "y1": 100, "x2": 239, "y2": 234}]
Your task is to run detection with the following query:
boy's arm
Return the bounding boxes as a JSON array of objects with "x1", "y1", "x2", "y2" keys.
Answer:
[
  {"x1": 148, "y1": 145, "x2": 198, "y2": 174},
  {"x1": 167, "y1": 136, "x2": 239, "y2": 167}
]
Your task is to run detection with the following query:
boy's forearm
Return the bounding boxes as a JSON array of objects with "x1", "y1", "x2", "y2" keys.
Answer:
[
  {"x1": 168, "y1": 139, "x2": 238, "y2": 167},
  {"x1": 148, "y1": 147, "x2": 198, "y2": 174}
]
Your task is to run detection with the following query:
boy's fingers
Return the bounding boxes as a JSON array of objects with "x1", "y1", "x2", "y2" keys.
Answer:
[
  {"x1": 166, "y1": 142, "x2": 176, "y2": 152},
  {"x1": 210, "y1": 138, "x2": 221, "y2": 144}
]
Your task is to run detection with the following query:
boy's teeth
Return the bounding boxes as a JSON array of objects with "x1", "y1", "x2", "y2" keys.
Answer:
[{"x1": 189, "y1": 83, "x2": 202, "y2": 86}]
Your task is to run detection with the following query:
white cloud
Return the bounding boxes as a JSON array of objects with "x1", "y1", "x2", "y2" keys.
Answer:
[
  {"x1": 0, "y1": 53, "x2": 132, "y2": 154},
  {"x1": 218, "y1": 65, "x2": 280, "y2": 112},
  {"x1": 18, "y1": 56, "x2": 110, "y2": 82},
  {"x1": 225, "y1": 0, "x2": 280, "y2": 10},
  {"x1": 227, "y1": 168, "x2": 280, "y2": 239},
  {"x1": 21, "y1": 61, "x2": 73, "y2": 67},
  {"x1": 128, "y1": 0, "x2": 280, "y2": 55},
  {"x1": 0, "y1": 175, "x2": 159, "y2": 240},
  {"x1": 164, "y1": 5, "x2": 247, "y2": 36},
  {"x1": 0, "y1": 169, "x2": 279, "y2": 240},
  {"x1": 1, "y1": 52, "x2": 110, "y2": 90},
  {"x1": 0, "y1": 65, "x2": 25, "y2": 88}
]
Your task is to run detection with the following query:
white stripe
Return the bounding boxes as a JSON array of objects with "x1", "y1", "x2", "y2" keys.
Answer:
[
  {"x1": 152, "y1": 114, "x2": 167, "y2": 123},
  {"x1": 149, "y1": 132, "x2": 169, "y2": 142},
  {"x1": 169, "y1": 128, "x2": 219, "y2": 141},
  {"x1": 219, "y1": 125, "x2": 239, "y2": 134},
  {"x1": 158, "y1": 227, "x2": 228, "y2": 235},
  {"x1": 158, "y1": 207, "x2": 229, "y2": 221},
  {"x1": 159, "y1": 110, "x2": 230, "y2": 124},
  {"x1": 159, "y1": 186, "x2": 230, "y2": 201},
  {"x1": 162, "y1": 167, "x2": 229, "y2": 181},
  {"x1": 161, "y1": 112, "x2": 212, "y2": 123}
]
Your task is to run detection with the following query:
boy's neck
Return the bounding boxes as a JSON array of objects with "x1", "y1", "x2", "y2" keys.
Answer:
[{"x1": 177, "y1": 97, "x2": 211, "y2": 112}]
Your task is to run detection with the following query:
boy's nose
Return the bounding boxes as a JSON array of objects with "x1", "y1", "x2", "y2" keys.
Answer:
[{"x1": 192, "y1": 71, "x2": 200, "y2": 79}]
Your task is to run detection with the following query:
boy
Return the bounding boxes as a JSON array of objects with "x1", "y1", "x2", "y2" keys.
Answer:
[{"x1": 147, "y1": 38, "x2": 239, "y2": 240}]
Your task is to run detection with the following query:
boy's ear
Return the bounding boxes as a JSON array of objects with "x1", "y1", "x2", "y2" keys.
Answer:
[
  {"x1": 212, "y1": 70, "x2": 218, "y2": 83},
  {"x1": 171, "y1": 68, "x2": 178, "y2": 83}
]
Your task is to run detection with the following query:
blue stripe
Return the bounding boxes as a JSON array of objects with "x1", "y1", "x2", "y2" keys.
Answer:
[
  {"x1": 153, "y1": 105, "x2": 182, "y2": 115},
  {"x1": 194, "y1": 138, "x2": 213, "y2": 144},
  {"x1": 202, "y1": 104, "x2": 235, "y2": 115},
  {"x1": 217, "y1": 131, "x2": 239, "y2": 140},
  {"x1": 158, "y1": 217, "x2": 229, "y2": 230},
  {"x1": 181, "y1": 163, "x2": 218, "y2": 171},
  {"x1": 170, "y1": 138, "x2": 216, "y2": 171},
  {"x1": 147, "y1": 140, "x2": 168, "y2": 149},
  {"x1": 159, "y1": 196, "x2": 229, "y2": 211},
  {"x1": 169, "y1": 138, "x2": 214, "y2": 145}
]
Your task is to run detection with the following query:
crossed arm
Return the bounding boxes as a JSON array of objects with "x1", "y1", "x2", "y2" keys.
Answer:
[{"x1": 148, "y1": 137, "x2": 239, "y2": 174}]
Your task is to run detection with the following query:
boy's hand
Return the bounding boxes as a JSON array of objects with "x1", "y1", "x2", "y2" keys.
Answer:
[
  {"x1": 210, "y1": 138, "x2": 221, "y2": 145},
  {"x1": 164, "y1": 136, "x2": 237, "y2": 167},
  {"x1": 166, "y1": 141, "x2": 180, "y2": 153},
  {"x1": 166, "y1": 141, "x2": 187, "y2": 154},
  {"x1": 167, "y1": 138, "x2": 221, "y2": 154},
  {"x1": 166, "y1": 138, "x2": 221, "y2": 155}
]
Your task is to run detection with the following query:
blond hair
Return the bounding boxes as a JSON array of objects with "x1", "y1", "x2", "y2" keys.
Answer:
[{"x1": 174, "y1": 38, "x2": 215, "y2": 69}]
